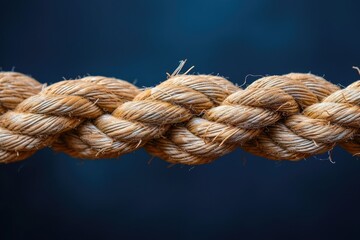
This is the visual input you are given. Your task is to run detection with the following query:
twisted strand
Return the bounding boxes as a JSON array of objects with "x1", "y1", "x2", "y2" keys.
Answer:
[{"x1": 0, "y1": 70, "x2": 359, "y2": 165}]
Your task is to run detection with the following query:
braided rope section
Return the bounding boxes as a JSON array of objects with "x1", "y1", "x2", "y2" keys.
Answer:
[{"x1": 1, "y1": 69, "x2": 360, "y2": 165}]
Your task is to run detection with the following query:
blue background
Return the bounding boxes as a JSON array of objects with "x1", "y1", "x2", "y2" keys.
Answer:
[{"x1": 1, "y1": 0, "x2": 360, "y2": 239}]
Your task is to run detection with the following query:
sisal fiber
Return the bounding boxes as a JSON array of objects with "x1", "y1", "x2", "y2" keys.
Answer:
[{"x1": 1, "y1": 68, "x2": 360, "y2": 165}]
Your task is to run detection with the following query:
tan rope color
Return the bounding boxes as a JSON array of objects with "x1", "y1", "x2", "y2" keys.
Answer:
[{"x1": 1, "y1": 69, "x2": 360, "y2": 165}]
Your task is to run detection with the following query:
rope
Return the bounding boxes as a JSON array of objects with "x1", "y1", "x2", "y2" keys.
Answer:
[{"x1": 0, "y1": 67, "x2": 359, "y2": 165}]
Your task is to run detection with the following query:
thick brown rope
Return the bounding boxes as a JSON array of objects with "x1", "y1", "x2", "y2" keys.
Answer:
[{"x1": 1, "y1": 68, "x2": 360, "y2": 165}]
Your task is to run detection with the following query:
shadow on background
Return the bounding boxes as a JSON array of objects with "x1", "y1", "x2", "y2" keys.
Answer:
[{"x1": 1, "y1": 0, "x2": 360, "y2": 239}]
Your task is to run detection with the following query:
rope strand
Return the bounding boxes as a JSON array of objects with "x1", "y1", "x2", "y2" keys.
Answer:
[{"x1": 0, "y1": 69, "x2": 359, "y2": 165}]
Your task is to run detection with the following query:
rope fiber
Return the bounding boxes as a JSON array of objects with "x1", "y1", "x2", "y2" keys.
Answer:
[{"x1": 1, "y1": 64, "x2": 360, "y2": 165}]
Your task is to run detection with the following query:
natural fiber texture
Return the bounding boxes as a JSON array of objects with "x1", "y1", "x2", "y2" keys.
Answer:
[{"x1": 1, "y1": 68, "x2": 360, "y2": 165}]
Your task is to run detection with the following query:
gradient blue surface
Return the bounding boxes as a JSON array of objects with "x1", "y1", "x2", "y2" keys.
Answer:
[{"x1": 1, "y1": 0, "x2": 360, "y2": 239}]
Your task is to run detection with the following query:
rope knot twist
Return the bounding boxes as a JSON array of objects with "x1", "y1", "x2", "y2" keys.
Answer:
[{"x1": 0, "y1": 68, "x2": 359, "y2": 165}]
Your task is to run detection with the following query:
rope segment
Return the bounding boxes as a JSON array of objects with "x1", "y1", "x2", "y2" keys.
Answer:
[{"x1": 0, "y1": 69, "x2": 359, "y2": 165}]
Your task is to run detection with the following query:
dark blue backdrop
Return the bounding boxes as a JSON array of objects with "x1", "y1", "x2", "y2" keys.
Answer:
[{"x1": 1, "y1": 0, "x2": 360, "y2": 239}]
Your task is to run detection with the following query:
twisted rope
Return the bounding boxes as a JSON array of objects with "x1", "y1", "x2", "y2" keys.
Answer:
[{"x1": 1, "y1": 67, "x2": 360, "y2": 165}]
